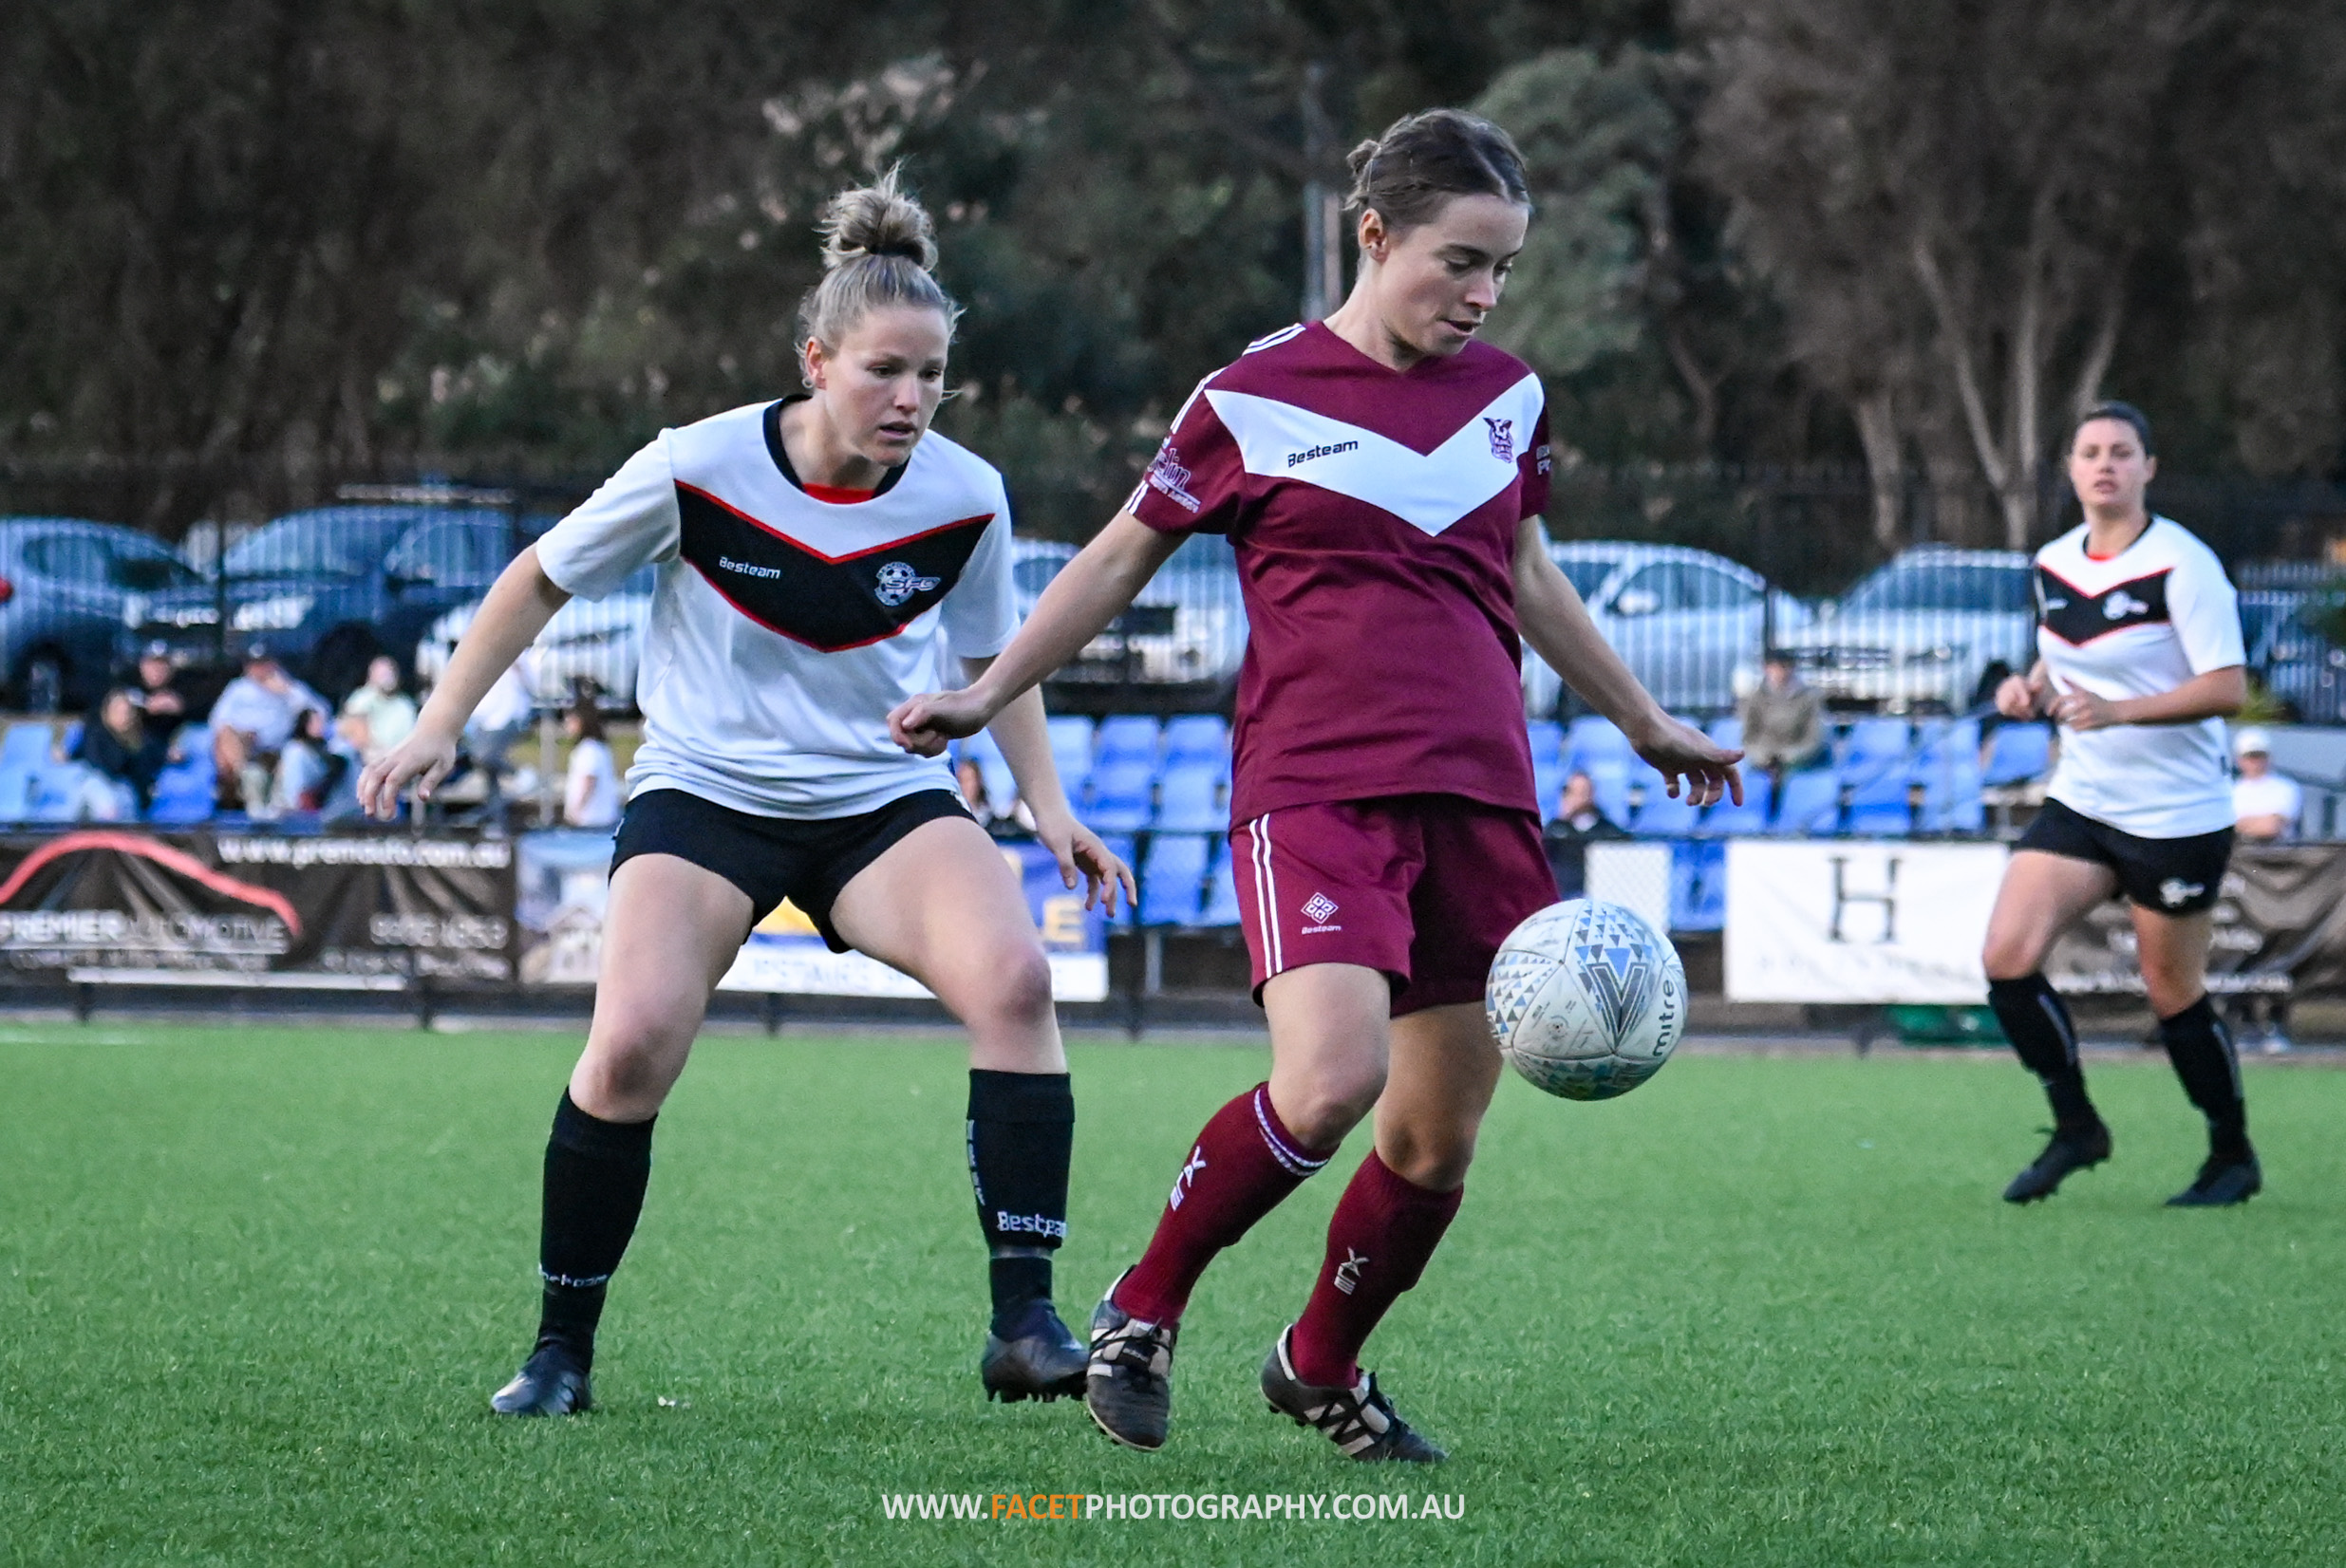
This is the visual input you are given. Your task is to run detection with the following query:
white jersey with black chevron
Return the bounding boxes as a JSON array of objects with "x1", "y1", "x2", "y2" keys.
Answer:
[
  {"x1": 2034, "y1": 516, "x2": 2244, "y2": 839},
  {"x1": 534, "y1": 401, "x2": 1018, "y2": 818}
]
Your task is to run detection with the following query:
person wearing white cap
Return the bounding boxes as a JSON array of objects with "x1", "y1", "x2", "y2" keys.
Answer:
[{"x1": 2230, "y1": 728, "x2": 2300, "y2": 841}]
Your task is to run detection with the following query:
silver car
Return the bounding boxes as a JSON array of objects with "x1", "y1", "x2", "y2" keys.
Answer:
[
  {"x1": 415, "y1": 566, "x2": 653, "y2": 709},
  {"x1": 1774, "y1": 545, "x2": 2036, "y2": 712},
  {"x1": 1523, "y1": 541, "x2": 1811, "y2": 717},
  {"x1": 1013, "y1": 534, "x2": 1246, "y2": 694}
]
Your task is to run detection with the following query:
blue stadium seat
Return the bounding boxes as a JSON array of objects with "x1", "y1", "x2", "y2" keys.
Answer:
[
  {"x1": 1163, "y1": 714, "x2": 1229, "y2": 765},
  {"x1": 1707, "y1": 714, "x2": 1744, "y2": 751},
  {"x1": 1154, "y1": 763, "x2": 1223, "y2": 832},
  {"x1": 1200, "y1": 839, "x2": 1244, "y2": 926},
  {"x1": 1982, "y1": 722, "x2": 2054, "y2": 785},
  {"x1": 1084, "y1": 758, "x2": 1155, "y2": 833},
  {"x1": 1924, "y1": 761, "x2": 1987, "y2": 833},
  {"x1": 1847, "y1": 800, "x2": 1914, "y2": 836},
  {"x1": 1844, "y1": 756, "x2": 1912, "y2": 812},
  {"x1": 959, "y1": 730, "x2": 1017, "y2": 816},
  {"x1": 1671, "y1": 841, "x2": 1727, "y2": 932},
  {"x1": 0, "y1": 722, "x2": 52, "y2": 773},
  {"x1": 1772, "y1": 769, "x2": 1843, "y2": 834},
  {"x1": 1842, "y1": 717, "x2": 1911, "y2": 765},
  {"x1": 1526, "y1": 719, "x2": 1565, "y2": 771},
  {"x1": 1586, "y1": 760, "x2": 1633, "y2": 828},
  {"x1": 1046, "y1": 716, "x2": 1095, "y2": 790},
  {"x1": 1699, "y1": 787, "x2": 1772, "y2": 837},
  {"x1": 1915, "y1": 717, "x2": 1980, "y2": 765},
  {"x1": 0, "y1": 764, "x2": 37, "y2": 822},
  {"x1": 1095, "y1": 715, "x2": 1161, "y2": 768},
  {"x1": 1632, "y1": 789, "x2": 1700, "y2": 837},
  {"x1": 1567, "y1": 715, "x2": 1633, "y2": 773},
  {"x1": 1138, "y1": 832, "x2": 1211, "y2": 925}
]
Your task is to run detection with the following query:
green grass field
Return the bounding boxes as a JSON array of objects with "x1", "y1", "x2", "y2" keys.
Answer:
[{"x1": 3, "y1": 1023, "x2": 2341, "y2": 1566}]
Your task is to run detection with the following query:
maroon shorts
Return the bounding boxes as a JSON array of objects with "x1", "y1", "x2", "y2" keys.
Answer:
[{"x1": 1230, "y1": 794, "x2": 1556, "y2": 1017}]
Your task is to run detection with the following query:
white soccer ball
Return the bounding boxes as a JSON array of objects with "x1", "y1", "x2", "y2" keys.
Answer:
[{"x1": 1485, "y1": 899, "x2": 1686, "y2": 1101}]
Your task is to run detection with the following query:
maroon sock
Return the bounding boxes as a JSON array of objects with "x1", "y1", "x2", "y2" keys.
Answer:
[
  {"x1": 1286, "y1": 1150, "x2": 1462, "y2": 1389},
  {"x1": 1113, "y1": 1084, "x2": 1332, "y2": 1324}
]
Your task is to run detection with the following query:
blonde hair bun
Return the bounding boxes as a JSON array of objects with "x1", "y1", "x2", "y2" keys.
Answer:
[{"x1": 818, "y1": 165, "x2": 937, "y2": 271}]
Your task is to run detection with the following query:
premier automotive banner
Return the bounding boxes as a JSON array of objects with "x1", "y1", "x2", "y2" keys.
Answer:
[
  {"x1": 514, "y1": 831, "x2": 1110, "y2": 1000},
  {"x1": 0, "y1": 830, "x2": 516, "y2": 988}
]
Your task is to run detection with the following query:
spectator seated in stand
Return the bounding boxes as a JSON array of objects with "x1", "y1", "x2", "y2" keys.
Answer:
[
  {"x1": 207, "y1": 644, "x2": 328, "y2": 814},
  {"x1": 71, "y1": 687, "x2": 170, "y2": 818},
  {"x1": 561, "y1": 692, "x2": 623, "y2": 830},
  {"x1": 133, "y1": 642, "x2": 193, "y2": 743},
  {"x1": 264, "y1": 706, "x2": 359, "y2": 818},
  {"x1": 1541, "y1": 769, "x2": 1628, "y2": 900},
  {"x1": 1737, "y1": 651, "x2": 1826, "y2": 784},
  {"x1": 339, "y1": 655, "x2": 418, "y2": 766},
  {"x1": 2230, "y1": 727, "x2": 2299, "y2": 841}
]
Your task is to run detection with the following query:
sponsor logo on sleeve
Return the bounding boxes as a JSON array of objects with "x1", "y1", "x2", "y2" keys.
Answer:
[{"x1": 1145, "y1": 442, "x2": 1202, "y2": 513}]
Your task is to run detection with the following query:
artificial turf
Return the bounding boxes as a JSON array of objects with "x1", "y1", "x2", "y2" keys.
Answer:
[{"x1": 1, "y1": 1022, "x2": 2340, "y2": 1567}]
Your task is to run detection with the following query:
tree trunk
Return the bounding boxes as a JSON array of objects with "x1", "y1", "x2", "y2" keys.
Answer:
[{"x1": 1851, "y1": 390, "x2": 1905, "y2": 551}]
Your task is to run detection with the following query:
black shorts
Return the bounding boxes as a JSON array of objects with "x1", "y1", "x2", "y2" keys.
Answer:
[
  {"x1": 610, "y1": 787, "x2": 975, "y2": 952},
  {"x1": 2016, "y1": 797, "x2": 2232, "y2": 915}
]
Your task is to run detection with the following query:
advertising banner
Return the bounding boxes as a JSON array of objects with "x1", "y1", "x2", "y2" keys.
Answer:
[
  {"x1": 2046, "y1": 844, "x2": 2346, "y2": 998},
  {"x1": 515, "y1": 831, "x2": 1110, "y2": 1000},
  {"x1": 1724, "y1": 839, "x2": 2009, "y2": 1003},
  {"x1": 0, "y1": 830, "x2": 516, "y2": 988}
]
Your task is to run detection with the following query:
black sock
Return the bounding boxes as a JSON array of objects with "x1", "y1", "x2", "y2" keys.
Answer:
[
  {"x1": 2157, "y1": 995, "x2": 2250, "y2": 1159},
  {"x1": 967, "y1": 1069, "x2": 1073, "y2": 1335},
  {"x1": 535, "y1": 1091, "x2": 656, "y2": 1368},
  {"x1": 1988, "y1": 974, "x2": 2100, "y2": 1130}
]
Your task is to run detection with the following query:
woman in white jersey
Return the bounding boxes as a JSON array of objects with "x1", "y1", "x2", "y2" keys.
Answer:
[
  {"x1": 1980, "y1": 401, "x2": 2257, "y2": 1207},
  {"x1": 360, "y1": 172, "x2": 1133, "y2": 1416}
]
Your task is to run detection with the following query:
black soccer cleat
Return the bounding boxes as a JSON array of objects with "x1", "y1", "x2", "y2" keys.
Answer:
[
  {"x1": 1261, "y1": 1327, "x2": 1447, "y2": 1464},
  {"x1": 2166, "y1": 1149, "x2": 2262, "y2": 1207},
  {"x1": 1083, "y1": 1271, "x2": 1176, "y2": 1452},
  {"x1": 490, "y1": 1342, "x2": 592, "y2": 1416},
  {"x1": 982, "y1": 1299, "x2": 1089, "y2": 1403},
  {"x1": 2002, "y1": 1122, "x2": 2112, "y2": 1204}
]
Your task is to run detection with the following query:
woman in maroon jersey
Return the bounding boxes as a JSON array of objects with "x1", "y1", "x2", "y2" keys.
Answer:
[{"x1": 891, "y1": 109, "x2": 1739, "y2": 1462}]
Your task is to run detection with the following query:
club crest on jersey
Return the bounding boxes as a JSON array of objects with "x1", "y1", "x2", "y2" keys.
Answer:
[
  {"x1": 873, "y1": 560, "x2": 940, "y2": 607},
  {"x1": 1147, "y1": 441, "x2": 1202, "y2": 513},
  {"x1": 2104, "y1": 589, "x2": 2149, "y2": 621},
  {"x1": 1484, "y1": 416, "x2": 1515, "y2": 461}
]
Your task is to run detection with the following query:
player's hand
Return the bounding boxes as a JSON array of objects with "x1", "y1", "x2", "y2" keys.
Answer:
[
  {"x1": 2047, "y1": 686, "x2": 2120, "y2": 731},
  {"x1": 1629, "y1": 712, "x2": 1745, "y2": 808},
  {"x1": 889, "y1": 688, "x2": 994, "y2": 756},
  {"x1": 1995, "y1": 674, "x2": 2043, "y2": 720},
  {"x1": 1034, "y1": 810, "x2": 1137, "y2": 915},
  {"x1": 357, "y1": 725, "x2": 459, "y2": 819}
]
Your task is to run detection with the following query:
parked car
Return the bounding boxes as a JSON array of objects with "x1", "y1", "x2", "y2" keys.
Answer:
[
  {"x1": 2242, "y1": 586, "x2": 2346, "y2": 723},
  {"x1": 1013, "y1": 533, "x2": 1246, "y2": 699},
  {"x1": 121, "y1": 505, "x2": 521, "y2": 699},
  {"x1": 1522, "y1": 541, "x2": 1811, "y2": 717},
  {"x1": 415, "y1": 566, "x2": 656, "y2": 709},
  {"x1": 0, "y1": 517, "x2": 209, "y2": 710},
  {"x1": 1773, "y1": 545, "x2": 2036, "y2": 713}
]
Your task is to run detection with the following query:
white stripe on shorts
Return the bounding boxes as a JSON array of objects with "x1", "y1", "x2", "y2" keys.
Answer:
[{"x1": 1248, "y1": 812, "x2": 1283, "y2": 976}]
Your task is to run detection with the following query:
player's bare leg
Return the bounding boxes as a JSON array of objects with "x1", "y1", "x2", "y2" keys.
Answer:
[
  {"x1": 1264, "y1": 1000, "x2": 1491, "y2": 1463},
  {"x1": 496, "y1": 855, "x2": 752, "y2": 1415},
  {"x1": 2130, "y1": 905, "x2": 2258, "y2": 1204},
  {"x1": 1980, "y1": 850, "x2": 2121, "y2": 1204},
  {"x1": 832, "y1": 815, "x2": 1086, "y2": 1399}
]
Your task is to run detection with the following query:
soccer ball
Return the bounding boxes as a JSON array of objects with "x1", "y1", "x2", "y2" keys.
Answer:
[{"x1": 1484, "y1": 899, "x2": 1686, "y2": 1101}]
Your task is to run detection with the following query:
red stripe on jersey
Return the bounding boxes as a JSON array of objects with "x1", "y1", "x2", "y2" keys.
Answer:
[{"x1": 801, "y1": 482, "x2": 876, "y2": 505}]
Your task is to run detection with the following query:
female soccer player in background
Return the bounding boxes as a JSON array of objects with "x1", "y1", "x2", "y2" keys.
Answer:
[
  {"x1": 1981, "y1": 402, "x2": 2256, "y2": 1207},
  {"x1": 892, "y1": 110, "x2": 1739, "y2": 1462},
  {"x1": 362, "y1": 171, "x2": 1132, "y2": 1416}
]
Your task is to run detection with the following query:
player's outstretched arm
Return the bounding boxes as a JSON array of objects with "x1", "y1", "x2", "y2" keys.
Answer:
[
  {"x1": 966, "y1": 660, "x2": 1137, "y2": 915},
  {"x1": 890, "y1": 510, "x2": 1182, "y2": 754},
  {"x1": 1511, "y1": 516, "x2": 1744, "y2": 808},
  {"x1": 357, "y1": 545, "x2": 571, "y2": 818}
]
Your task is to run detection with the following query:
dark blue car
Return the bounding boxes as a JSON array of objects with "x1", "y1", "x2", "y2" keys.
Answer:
[
  {"x1": 0, "y1": 517, "x2": 209, "y2": 710},
  {"x1": 122, "y1": 505, "x2": 521, "y2": 699}
]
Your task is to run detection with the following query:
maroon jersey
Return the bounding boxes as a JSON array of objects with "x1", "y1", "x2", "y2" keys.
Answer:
[{"x1": 1129, "y1": 321, "x2": 1552, "y2": 822}]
